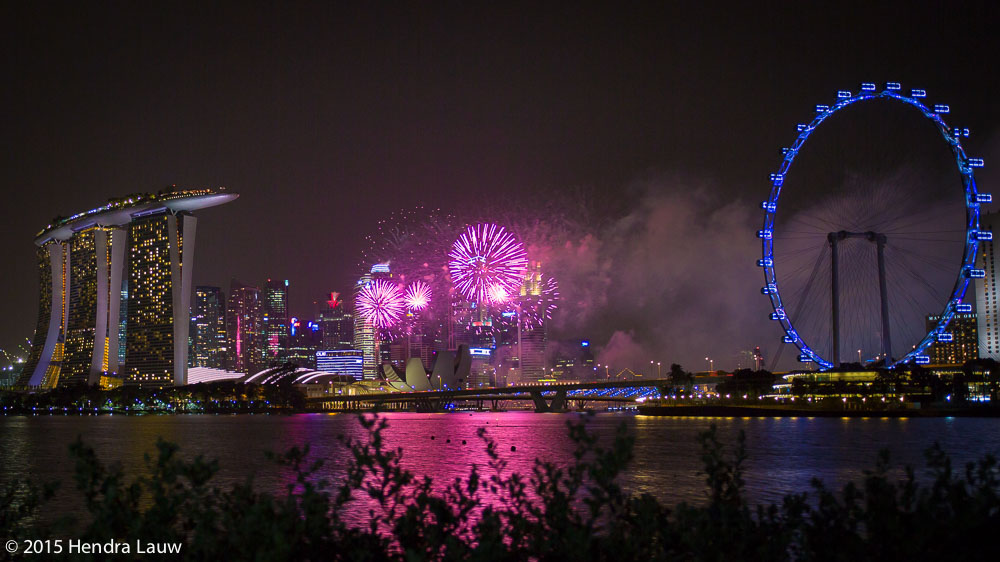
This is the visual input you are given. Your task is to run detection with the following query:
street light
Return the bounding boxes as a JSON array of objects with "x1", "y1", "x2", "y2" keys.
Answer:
[
  {"x1": 858, "y1": 349, "x2": 862, "y2": 363},
  {"x1": 705, "y1": 357, "x2": 713, "y2": 373}
]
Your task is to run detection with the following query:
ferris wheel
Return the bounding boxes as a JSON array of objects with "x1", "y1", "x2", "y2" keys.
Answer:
[{"x1": 758, "y1": 83, "x2": 988, "y2": 370}]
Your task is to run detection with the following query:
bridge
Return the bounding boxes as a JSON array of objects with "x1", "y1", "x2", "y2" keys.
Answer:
[{"x1": 306, "y1": 379, "x2": 672, "y2": 412}]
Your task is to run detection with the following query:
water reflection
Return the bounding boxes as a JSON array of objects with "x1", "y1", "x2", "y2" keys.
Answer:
[{"x1": 2, "y1": 412, "x2": 1000, "y2": 525}]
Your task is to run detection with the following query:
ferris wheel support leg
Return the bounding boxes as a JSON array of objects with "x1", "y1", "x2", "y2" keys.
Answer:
[
  {"x1": 829, "y1": 233, "x2": 841, "y2": 367},
  {"x1": 876, "y1": 235, "x2": 893, "y2": 363}
]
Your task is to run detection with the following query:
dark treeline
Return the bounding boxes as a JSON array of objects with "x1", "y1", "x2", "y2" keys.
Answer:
[
  {"x1": 3, "y1": 415, "x2": 1000, "y2": 560},
  {"x1": 0, "y1": 381, "x2": 305, "y2": 414}
]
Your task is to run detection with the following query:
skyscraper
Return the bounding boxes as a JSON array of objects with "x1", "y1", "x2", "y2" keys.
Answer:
[
  {"x1": 191, "y1": 286, "x2": 227, "y2": 369},
  {"x1": 354, "y1": 264, "x2": 393, "y2": 380},
  {"x1": 317, "y1": 292, "x2": 354, "y2": 350},
  {"x1": 976, "y1": 211, "x2": 999, "y2": 360},
  {"x1": 124, "y1": 212, "x2": 195, "y2": 388},
  {"x1": 263, "y1": 278, "x2": 289, "y2": 365},
  {"x1": 227, "y1": 280, "x2": 264, "y2": 374},
  {"x1": 18, "y1": 188, "x2": 235, "y2": 388},
  {"x1": 926, "y1": 312, "x2": 978, "y2": 365}
]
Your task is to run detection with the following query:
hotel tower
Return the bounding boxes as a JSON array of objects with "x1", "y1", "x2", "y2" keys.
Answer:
[{"x1": 17, "y1": 187, "x2": 237, "y2": 388}]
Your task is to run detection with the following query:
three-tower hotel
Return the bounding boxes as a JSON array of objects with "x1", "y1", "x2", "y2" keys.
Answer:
[{"x1": 17, "y1": 187, "x2": 237, "y2": 389}]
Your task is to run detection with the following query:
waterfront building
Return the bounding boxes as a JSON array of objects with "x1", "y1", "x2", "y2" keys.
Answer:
[
  {"x1": 977, "y1": 211, "x2": 1000, "y2": 360},
  {"x1": 18, "y1": 188, "x2": 236, "y2": 388},
  {"x1": 190, "y1": 286, "x2": 227, "y2": 369},
  {"x1": 926, "y1": 312, "x2": 978, "y2": 365},
  {"x1": 315, "y1": 349, "x2": 364, "y2": 380},
  {"x1": 263, "y1": 278, "x2": 290, "y2": 364},
  {"x1": 226, "y1": 280, "x2": 264, "y2": 374}
]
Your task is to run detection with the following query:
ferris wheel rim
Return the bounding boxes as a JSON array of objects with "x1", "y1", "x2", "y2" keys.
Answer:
[{"x1": 758, "y1": 83, "x2": 986, "y2": 370}]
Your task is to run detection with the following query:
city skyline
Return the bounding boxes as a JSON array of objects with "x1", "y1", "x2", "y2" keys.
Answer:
[{"x1": 1, "y1": 2, "x2": 998, "y2": 372}]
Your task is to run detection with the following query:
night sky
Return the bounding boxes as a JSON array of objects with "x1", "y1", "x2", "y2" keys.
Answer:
[{"x1": 2, "y1": 1, "x2": 997, "y2": 371}]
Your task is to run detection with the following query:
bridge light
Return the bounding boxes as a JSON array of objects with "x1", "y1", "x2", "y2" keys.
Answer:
[
  {"x1": 886, "y1": 82, "x2": 901, "y2": 90},
  {"x1": 861, "y1": 82, "x2": 876, "y2": 91},
  {"x1": 911, "y1": 89, "x2": 927, "y2": 98}
]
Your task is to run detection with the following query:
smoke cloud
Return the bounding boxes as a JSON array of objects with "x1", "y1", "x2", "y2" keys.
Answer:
[{"x1": 517, "y1": 176, "x2": 772, "y2": 374}]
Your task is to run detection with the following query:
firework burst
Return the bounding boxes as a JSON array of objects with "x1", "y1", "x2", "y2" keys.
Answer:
[
  {"x1": 356, "y1": 279, "x2": 406, "y2": 330},
  {"x1": 404, "y1": 280, "x2": 432, "y2": 311},
  {"x1": 519, "y1": 275, "x2": 560, "y2": 329},
  {"x1": 449, "y1": 223, "x2": 528, "y2": 305}
]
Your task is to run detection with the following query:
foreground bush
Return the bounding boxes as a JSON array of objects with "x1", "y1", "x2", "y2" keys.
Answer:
[{"x1": 3, "y1": 415, "x2": 1000, "y2": 560}]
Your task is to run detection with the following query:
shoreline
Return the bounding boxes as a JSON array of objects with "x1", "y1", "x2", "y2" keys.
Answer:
[{"x1": 636, "y1": 404, "x2": 1000, "y2": 418}]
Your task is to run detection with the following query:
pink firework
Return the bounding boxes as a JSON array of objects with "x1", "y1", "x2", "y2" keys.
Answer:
[
  {"x1": 449, "y1": 223, "x2": 528, "y2": 304},
  {"x1": 404, "y1": 280, "x2": 432, "y2": 311},
  {"x1": 519, "y1": 275, "x2": 560, "y2": 329},
  {"x1": 356, "y1": 279, "x2": 406, "y2": 330}
]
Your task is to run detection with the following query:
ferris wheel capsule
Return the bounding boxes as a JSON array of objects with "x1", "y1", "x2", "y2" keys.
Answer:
[
  {"x1": 861, "y1": 83, "x2": 876, "y2": 91},
  {"x1": 886, "y1": 82, "x2": 902, "y2": 90},
  {"x1": 936, "y1": 333, "x2": 954, "y2": 342},
  {"x1": 976, "y1": 193, "x2": 992, "y2": 203},
  {"x1": 955, "y1": 304, "x2": 973, "y2": 313},
  {"x1": 914, "y1": 356, "x2": 931, "y2": 365}
]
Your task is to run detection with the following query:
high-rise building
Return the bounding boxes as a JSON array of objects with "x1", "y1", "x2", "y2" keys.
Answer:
[
  {"x1": 977, "y1": 211, "x2": 1000, "y2": 360},
  {"x1": 191, "y1": 286, "x2": 227, "y2": 369},
  {"x1": 354, "y1": 264, "x2": 393, "y2": 380},
  {"x1": 124, "y1": 213, "x2": 196, "y2": 388},
  {"x1": 287, "y1": 317, "x2": 322, "y2": 368},
  {"x1": 317, "y1": 292, "x2": 354, "y2": 350},
  {"x1": 513, "y1": 261, "x2": 549, "y2": 384},
  {"x1": 227, "y1": 280, "x2": 264, "y2": 374},
  {"x1": 18, "y1": 188, "x2": 235, "y2": 388},
  {"x1": 263, "y1": 278, "x2": 289, "y2": 365},
  {"x1": 926, "y1": 312, "x2": 978, "y2": 365}
]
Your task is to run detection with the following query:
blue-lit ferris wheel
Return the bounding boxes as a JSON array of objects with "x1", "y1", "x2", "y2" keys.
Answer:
[{"x1": 759, "y1": 83, "x2": 989, "y2": 370}]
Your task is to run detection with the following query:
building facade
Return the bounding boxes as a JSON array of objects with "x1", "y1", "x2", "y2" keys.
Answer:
[
  {"x1": 263, "y1": 278, "x2": 289, "y2": 365},
  {"x1": 926, "y1": 312, "x2": 978, "y2": 366},
  {"x1": 227, "y1": 280, "x2": 264, "y2": 374},
  {"x1": 317, "y1": 292, "x2": 354, "y2": 351},
  {"x1": 977, "y1": 211, "x2": 1000, "y2": 360},
  {"x1": 124, "y1": 213, "x2": 196, "y2": 387},
  {"x1": 191, "y1": 286, "x2": 227, "y2": 369}
]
